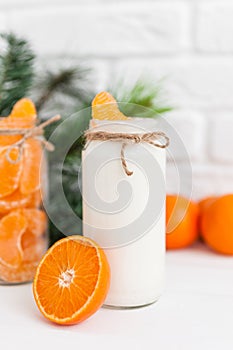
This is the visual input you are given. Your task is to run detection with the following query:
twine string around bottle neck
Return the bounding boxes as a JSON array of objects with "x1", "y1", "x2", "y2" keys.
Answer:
[
  {"x1": 0, "y1": 115, "x2": 61, "y2": 164},
  {"x1": 84, "y1": 129, "x2": 170, "y2": 176}
]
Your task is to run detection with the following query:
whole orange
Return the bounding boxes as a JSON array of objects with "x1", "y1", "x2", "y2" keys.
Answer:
[
  {"x1": 200, "y1": 194, "x2": 233, "y2": 255},
  {"x1": 198, "y1": 196, "x2": 218, "y2": 238},
  {"x1": 166, "y1": 195, "x2": 199, "y2": 250},
  {"x1": 198, "y1": 196, "x2": 218, "y2": 213}
]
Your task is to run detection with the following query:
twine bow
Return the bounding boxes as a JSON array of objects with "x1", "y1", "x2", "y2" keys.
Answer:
[
  {"x1": 84, "y1": 130, "x2": 169, "y2": 176},
  {"x1": 0, "y1": 115, "x2": 61, "y2": 164}
]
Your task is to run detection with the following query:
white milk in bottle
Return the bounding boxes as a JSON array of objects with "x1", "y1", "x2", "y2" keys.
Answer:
[{"x1": 82, "y1": 118, "x2": 167, "y2": 308}]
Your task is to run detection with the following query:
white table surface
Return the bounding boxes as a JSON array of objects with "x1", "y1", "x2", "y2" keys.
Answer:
[{"x1": 1, "y1": 242, "x2": 233, "y2": 350}]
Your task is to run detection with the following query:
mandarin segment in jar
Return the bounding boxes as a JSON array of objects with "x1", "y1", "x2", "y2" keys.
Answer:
[
  {"x1": 20, "y1": 138, "x2": 43, "y2": 195},
  {"x1": 0, "y1": 190, "x2": 43, "y2": 214},
  {"x1": 17, "y1": 209, "x2": 47, "y2": 237},
  {"x1": 21, "y1": 232, "x2": 47, "y2": 263},
  {"x1": 0, "y1": 98, "x2": 48, "y2": 283},
  {"x1": 0, "y1": 189, "x2": 34, "y2": 214},
  {"x1": 0, "y1": 118, "x2": 22, "y2": 146},
  {"x1": 28, "y1": 189, "x2": 43, "y2": 208},
  {"x1": 0, "y1": 98, "x2": 37, "y2": 146},
  {"x1": 0, "y1": 211, "x2": 27, "y2": 268},
  {"x1": 0, "y1": 262, "x2": 38, "y2": 283},
  {"x1": 0, "y1": 209, "x2": 47, "y2": 283},
  {"x1": 9, "y1": 98, "x2": 37, "y2": 128},
  {"x1": 0, "y1": 148, "x2": 23, "y2": 198}
]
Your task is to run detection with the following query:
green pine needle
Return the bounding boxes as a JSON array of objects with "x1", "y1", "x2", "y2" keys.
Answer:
[
  {"x1": 48, "y1": 153, "x2": 83, "y2": 245},
  {"x1": 0, "y1": 33, "x2": 35, "y2": 115},
  {"x1": 35, "y1": 66, "x2": 93, "y2": 113},
  {"x1": 111, "y1": 78, "x2": 173, "y2": 118}
]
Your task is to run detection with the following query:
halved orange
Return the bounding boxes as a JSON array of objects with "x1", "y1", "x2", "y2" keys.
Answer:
[
  {"x1": 0, "y1": 211, "x2": 27, "y2": 267},
  {"x1": 0, "y1": 148, "x2": 23, "y2": 198},
  {"x1": 92, "y1": 91, "x2": 128, "y2": 120},
  {"x1": 20, "y1": 138, "x2": 43, "y2": 194},
  {"x1": 33, "y1": 236, "x2": 110, "y2": 325}
]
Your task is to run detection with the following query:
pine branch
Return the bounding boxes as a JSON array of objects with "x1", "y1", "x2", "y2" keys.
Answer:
[
  {"x1": 110, "y1": 78, "x2": 173, "y2": 118},
  {"x1": 0, "y1": 33, "x2": 35, "y2": 115},
  {"x1": 48, "y1": 154, "x2": 83, "y2": 245},
  {"x1": 35, "y1": 67, "x2": 93, "y2": 113}
]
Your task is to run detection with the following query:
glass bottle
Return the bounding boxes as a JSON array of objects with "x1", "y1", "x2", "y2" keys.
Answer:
[{"x1": 82, "y1": 118, "x2": 167, "y2": 308}]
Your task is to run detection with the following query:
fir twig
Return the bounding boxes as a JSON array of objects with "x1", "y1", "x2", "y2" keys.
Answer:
[
  {"x1": 0, "y1": 33, "x2": 35, "y2": 115},
  {"x1": 111, "y1": 78, "x2": 173, "y2": 118},
  {"x1": 36, "y1": 67, "x2": 92, "y2": 112}
]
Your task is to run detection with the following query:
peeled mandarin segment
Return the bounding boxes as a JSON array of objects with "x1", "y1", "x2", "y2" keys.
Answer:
[
  {"x1": 0, "y1": 189, "x2": 33, "y2": 214},
  {"x1": 33, "y1": 236, "x2": 110, "y2": 325},
  {"x1": 0, "y1": 213, "x2": 5, "y2": 220},
  {"x1": 21, "y1": 231, "x2": 47, "y2": 263},
  {"x1": 92, "y1": 91, "x2": 128, "y2": 120},
  {"x1": 0, "y1": 190, "x2": 43, "y2": 214},
  {"x1": 0, "y1": 135, "x2": 21, "y2": 147},
  {"x1": 0, "y1": 212, "x2": 27, "y2": 268},
  {"x1": 19, "y1": 209, "x2": 47, "y2": 237},
  {"x1": 0, "y1": 261, "x2": 37, "y2": 283},
  {"x1": 0, "y1": 148, "x2": 23, "y2": 198},
  {"x1": 20, "y1": 139, "x2": 43, "y2": 194},
  {"x1": 27, "y1": 190, "x2": 43, "y2": 208},
  {"x1": 0, "y1": 119, "x2": 22, "y2": 146},
  {"x1": 0, "y1": 98, "x2": 37, "y2": 145},
  {"x1": 9, "y1": 98, "x2": 37, "y2": 128}
]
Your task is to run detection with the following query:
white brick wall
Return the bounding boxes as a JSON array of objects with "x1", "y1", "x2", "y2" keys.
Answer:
[
  {"x1": 0, "y1": 13, "x2": 6, "y2": 33},
  {"x1": 0, "y1": 0, "x2": 232, "y2": 200},
  {"x1": 161, "y1": 110, "x2": 206, "y2": 162},
  {"x1": 209, "y1": 114, "x2": 233, "y2": 163},
  {"x1": 6, "y1": 4, "x2": 190, "y2": 56},
  {"x1": 196, "y1": 3, "x2": 233, "y2": 52}
]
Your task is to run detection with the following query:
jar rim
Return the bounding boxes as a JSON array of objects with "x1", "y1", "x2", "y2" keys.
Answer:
[{"x1": 0, "y1": 116, "x2": 37, "y2": 128}]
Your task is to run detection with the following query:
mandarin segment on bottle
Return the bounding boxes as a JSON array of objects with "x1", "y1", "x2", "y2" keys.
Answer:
[{"x1": 92, "y1": 91, "x2": 128, "y2": 121}]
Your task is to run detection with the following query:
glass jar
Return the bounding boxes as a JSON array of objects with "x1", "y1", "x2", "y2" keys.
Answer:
[
  {"x1": 82, "y1": 118, "x2": 167, "y2": 308},
  {"x1": 0, "y1": 118, "x2": 48, "y2": 284}
]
